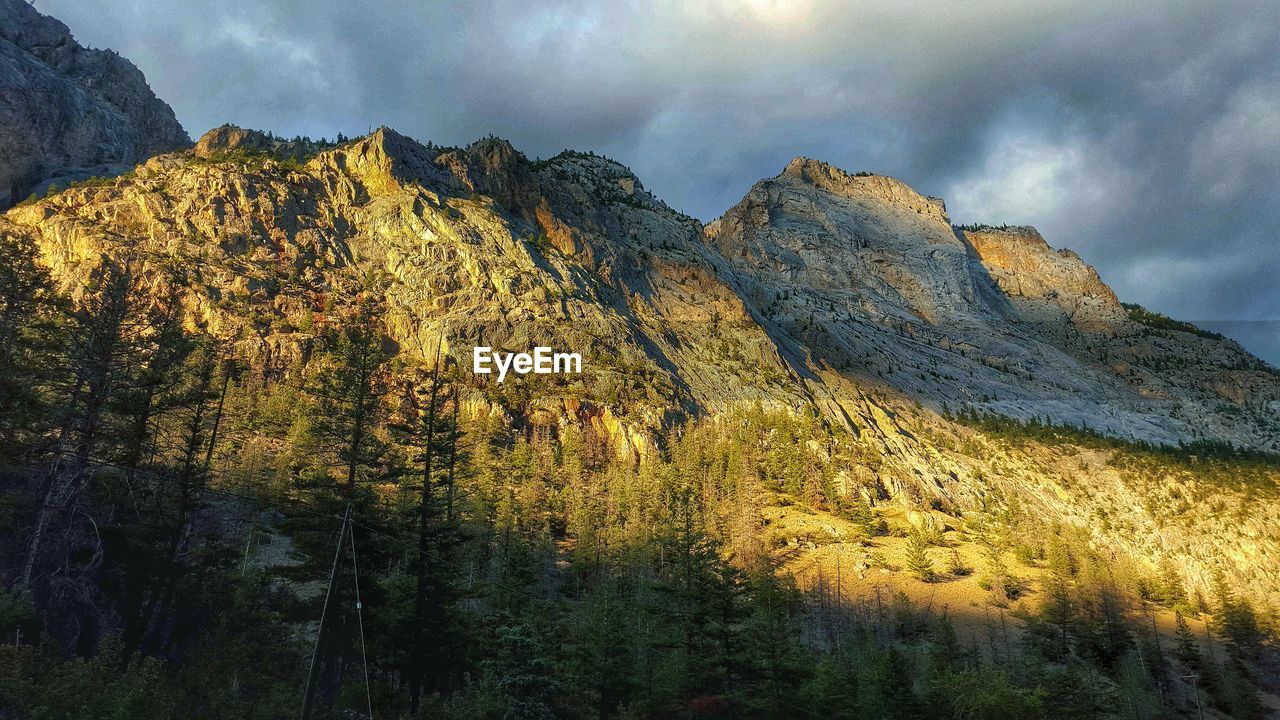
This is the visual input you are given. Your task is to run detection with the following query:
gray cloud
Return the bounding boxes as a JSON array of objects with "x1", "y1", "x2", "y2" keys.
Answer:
[{"x1": 34, "y1": 0, "x2": 1280, "y2": 360}]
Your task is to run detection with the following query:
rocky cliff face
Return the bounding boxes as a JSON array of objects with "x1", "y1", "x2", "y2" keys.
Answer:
[
  {"x1": 1, "y1": 128, "x2": 806, "y2": 450},
  {"x1": 707, "y1": 159, "x2": 1280, "y2": 450},
  {"x1": 4, "y1": 123, "x2": 1280, "y2": 607},
  {"x1": 706, "y1": 158, "x2": 974, "y2": 321},
  {"x1": 0, "y1": 0, "x2": 189, "y2": 208},
  {"x1": 963, "y1": 224, "x2": 1124, "y2": 332}
]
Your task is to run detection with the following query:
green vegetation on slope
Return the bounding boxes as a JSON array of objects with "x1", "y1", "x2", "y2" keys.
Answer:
[
  {"x1": 948, "y1": 406, "x2": 1280, "y2": 489},
  {"x1": 0, "y1": 228, "x2": 1275, "y2": 719},
  {"x1": 1121, "y1": 302, "x2": 1225, "y2": 341}
]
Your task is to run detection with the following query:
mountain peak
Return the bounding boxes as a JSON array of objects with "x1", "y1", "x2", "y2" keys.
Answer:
[
  {"x1": 957, "y1": 223, "x2": 1044, "y2": 244},
  {"x1": 780, "y1": 155, "x2": 858, "y2": 179},
  {"x1": 539, "y1": 149, "x2": 644, "y2": 186},
  {"x1": 777, "y1": 156, "x2": 948, "y2": 222},
  {"x1": 299, "y1": 126, "x2": 444, "y2": 199},
  {"x1": 363, "y1": 126, "x2": 437, "y2": 167},
  {"x1": 193, "y1": 125, "x2": 274, "y2": 157},
  {"x1": 464, "y1": 135, "x2": 520, "y2": 159}
]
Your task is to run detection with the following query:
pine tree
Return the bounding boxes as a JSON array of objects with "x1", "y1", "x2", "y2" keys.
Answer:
[
  {"x1": 1156, "y1": 558, "x2": 1185, "y2": 607},
  {"x1": 110, "y1": 280, "x2": 195, "y2": 473},
  {"x1": 573, "y1": 578, "x2": 638, "y2": 718},
  {"x1": 741, "y1": 568, "x2": 808, "y2": 716},
  {"x1": 121, "y1": 339, "x2": 224, "y2": 661},
  {"x1": 0, "y1": 230, "x2": 61, "y2": 447},
  {"x1": 20, "y1": 258, "x2": 141, "y2": 598},
  {"x1": 493, "y1": 622, "x2": 560, "y2": 720},
  {"x1": 300, "y1": 276, "x2": 395, "y2": 718},
  {"x1": 391, "y1": 354, "x2": 466, "y2": 710},
  {"x1": 1174, "y1": 612, "x2": 1200, "y2": 669},
  {"x1": 1039, "y1": 538, "x2": 1075, "y2": 660},
  {"x1": 905, "y1": 530, "x2": 935, "y2": 581},
  {"x1": 1207, "y1": 574, "x2": 1266, "y2": 719},
  {"x1": 308, "y1": 278, "x2": 394, "y2": 496},
  {"x1": 1211, "y1": 573, "x2": 1263, "y2": 659}
]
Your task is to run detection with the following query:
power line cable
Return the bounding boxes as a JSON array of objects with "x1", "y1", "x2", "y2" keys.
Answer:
[{"x1": 350, "y1": 525, "x2": 374, "y2": 720}]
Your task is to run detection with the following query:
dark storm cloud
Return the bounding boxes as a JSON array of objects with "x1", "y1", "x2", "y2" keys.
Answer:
[{"x1": 35, "y1": 0, "x2": 1280, "y2": 360}]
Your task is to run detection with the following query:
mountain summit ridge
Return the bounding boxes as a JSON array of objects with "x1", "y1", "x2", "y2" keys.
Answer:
[
  {"x1": 778, "y1": 155, "x2": 950, "y2": 223},
  {"x1": 6, "y1": 123, "x2": 1278, "y2": 456}
]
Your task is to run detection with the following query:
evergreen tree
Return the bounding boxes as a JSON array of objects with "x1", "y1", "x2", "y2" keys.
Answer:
[
  {"x1": 308, "y1": 277, "x2": 394, "y2": 496},
  {"x1": 572, "y1": 578, "x2": 638, "y2": 719},
  {"x1": 0, "y1": 230, "x2": 61, "y2": 447},
  {"x1": 120, "y1": 339, "x2": 224, "y2": 661},
  {"x1": 905, "y1": 530, "x2": 935, "y2": 581},
  {"x1": 1173, "y1": 612, "x2": 1200, "y2": 669},
  {"x1": 491, "y1": 622, "x2": 560, "y2": 720},
  {"x1": 299, "y1": 275, "x2": 395, "y2": 718},
  {"x1": 740, "y1": 568, "x2": 808, "y2": 716},
  {"x1": 390, "y1": 355, "x2": 466, "y2": 710},
  {"x1": 20, "y1": 258, "x2": 142, "y2": 605},
  {"x1": 108, "y1": 280, "x2": 195, "y2": 475}
]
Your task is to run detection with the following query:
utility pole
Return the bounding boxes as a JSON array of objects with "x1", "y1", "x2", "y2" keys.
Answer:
[
  {"x1": 203, "y1": 356, "x2": 235, "y2": 472},
  {"x1": 301, "y1": 505, "x2": 352, "y2": 720},
  {"x1": 1183, "y1": 673, "x2": 1204, "y2": 720}
]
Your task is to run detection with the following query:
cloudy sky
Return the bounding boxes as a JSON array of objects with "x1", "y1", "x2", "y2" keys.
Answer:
[{"x1": 38, "y1": 0, "x2": 1280, "y2": 360}]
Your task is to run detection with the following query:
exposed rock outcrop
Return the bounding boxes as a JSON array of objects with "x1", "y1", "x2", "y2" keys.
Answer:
[
  {"x1": 7, "y1": 127, "x2": 1279, "y2": 451},
  {"x1": 193, "y1": 125, "x2": 275, "y2": 158},
  {"x1": 706, "y1": 158, "x2": 1280, "y2": 449},
  {"x1": 962, "y1": 224, "x2": 1125, "y2": 332},
  {"x1": 0, "y1": 0, "x2": 189, "y2": 208}
]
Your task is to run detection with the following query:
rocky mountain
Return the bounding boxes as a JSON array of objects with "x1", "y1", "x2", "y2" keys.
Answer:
[
  {"x1": 5, "y1": 124, "x2": 1280, "y2": 610},
  {"x1": 707, "y1": 157, "x2": 1280, "y2": 448},
  {"x1": 4, "y1": 5, "x2": 1279, "y2": 714},
  {"x1": 0, "y1": 0, "x2": 189, "y2": 209}
]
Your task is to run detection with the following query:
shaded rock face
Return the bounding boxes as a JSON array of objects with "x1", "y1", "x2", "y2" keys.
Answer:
[{"x1": 0, "y1": 0, "x2": 189, "y2": 208}]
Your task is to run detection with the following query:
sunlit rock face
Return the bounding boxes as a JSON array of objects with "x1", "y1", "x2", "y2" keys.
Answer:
[
  {"x1": 963, "y1": 224, "x2": 1125, "y2": 333},
  {"x1": 193, "y1": 125, "x2": 276, "y2": 158},
  {"x1": 6, "y1": 124, "x2": 1280, "y2": 450},
  {"x1": 4, "y1": 125, "x2": 1280, "y2": 606},
  {"x1": 0, "y1": 129, "x2": 807, "y2": 454},
  {"x1": 0, "y1": 0, "x2": 189, "y2": 209},
  {"x1": 706, "y1": 157, "x2": 975, "y2": 322}
]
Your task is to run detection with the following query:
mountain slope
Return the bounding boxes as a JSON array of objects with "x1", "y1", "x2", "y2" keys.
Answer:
[
  {"x1": 707, "y1": 157, "x2": 1280, "y2": 449},
  {"x1": 0, "y1": 0, "x2": 189, "y2": 209},
  {"x1": 4, "y1": 126, "x2": 1280, "y2": 616}
]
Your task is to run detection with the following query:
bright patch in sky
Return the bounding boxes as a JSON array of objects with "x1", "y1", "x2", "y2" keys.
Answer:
[{"x1": 946, "y1": 134, "x2": 1100, "y2": 227}]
